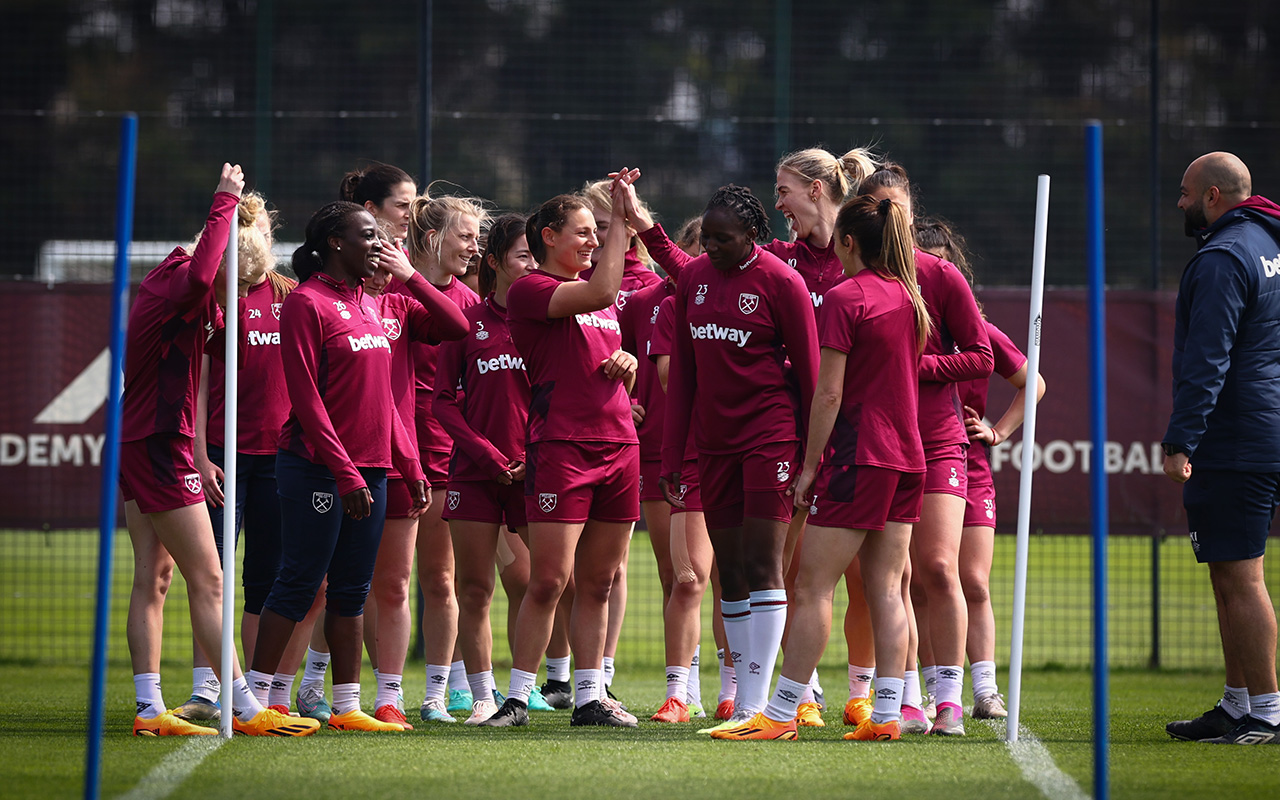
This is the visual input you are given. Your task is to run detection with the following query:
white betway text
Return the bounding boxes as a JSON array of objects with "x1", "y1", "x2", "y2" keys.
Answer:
[
  {"x1": 477, "y1": 354, "x2": 525, "y2": 374},
  {"x1": 689, "y1": 322, "x2": 753, "y2": 348}
]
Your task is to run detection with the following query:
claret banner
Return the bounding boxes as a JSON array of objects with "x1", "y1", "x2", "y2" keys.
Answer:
[{"x1": 0, "y1": 282, "x2": 1272, "y2": 534}]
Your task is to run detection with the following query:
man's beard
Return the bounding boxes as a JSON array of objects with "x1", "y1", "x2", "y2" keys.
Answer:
[{"x1": 1184, "y1": 201, "x2": 1208, "y2": 237}]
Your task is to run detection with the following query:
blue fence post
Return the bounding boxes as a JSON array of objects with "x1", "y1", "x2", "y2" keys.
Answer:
[{"x1": 84, "y1": 112, "x2": 137, "y2": 800}]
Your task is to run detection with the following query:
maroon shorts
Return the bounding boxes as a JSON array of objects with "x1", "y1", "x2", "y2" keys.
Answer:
[
  {"x1": 697, "y1": 441, "x2": 799, "y2": 530},
  {"x1": 808, "y1": 464, "x2": 924, "y2": 531},
  {"x1": 419, "y1": 449, "x2": 451, "y2": 490},
  {"x1": 385, "y1": 477, "x2": 415, "y2": 520},
  {"x1": 524, "y1": 440, "x2": 640, "y2": 524},
  {"x1": 119, "y1": 435, "x2": 206, "y2": 514},
  {"x1": 444, "y1": 479, "x2": 527, "y2": 531},
  {"x1": 964, "y1": 482, "x2": 997, "y2": 528},
  {"x1": 639, "y1": 460, "x2": 665, "y2": 503},
  {"x1": 671, "y1": 457, "x2": 703, "y2": 515},
  {"x1": 923, "y1": 444, "x2": 968, "y2": 498}
]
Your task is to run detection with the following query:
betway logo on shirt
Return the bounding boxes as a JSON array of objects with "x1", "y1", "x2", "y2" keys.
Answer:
[
  {"x1": 347, "y1": 332, "x2": 391, "y2": 352},
  {"x1": 689, "y1": 322, "x2": 753, "y2": 348},
  {"x1": 575, "y1": 313, "x2": 621, "y2": 332},
  {"x1": 1261, "y1": 253, "x2": 1280, "y2": 278},
  {"x1": 477, "y1": 353, "x2": 525, "y2": 374},
  {"x1": 247, "y1": 330, "x2": 280, "y2": 346},
  {"x1": 810, "y1": 292, "x2": 823, "y2": 308}
]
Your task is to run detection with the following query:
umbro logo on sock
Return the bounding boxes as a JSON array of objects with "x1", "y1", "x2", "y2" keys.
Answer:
[
  {"x1": 430, "y1": 676, "x2": 446, "y2": 684},
  {"x1": 577, "y1": 680, "x2": 596, "y2": 690},
  {"x1": 856, "y1": 673, "x2": 873, "y2": 682},
  {"x1": 253, "y1": 681, "x2": 270, "y2": 691},
  {"x1": 136, "y1": 701, "x2": 149, "y2": 715},
  {"x1": 940, "y1": 669, "x2": 961, "y2": 679},
  {"x1": 749, "y1": 662, "x2": 761, "y2": 675},
  {"x1": 779, "y1": 690, "x2": 798, "y2": 702},
  {"x1": 730, "y1": 651, "x2": 742, "y2": 663},
  {"x1": 666, "y1": 673, "x2": 679, "y2": 682},
  {"x1": 311, "y1": 662, "x2": 327, "y2": 670},
  {"x1": 271, "y1": 680, "x2": 286, "y2": 690},
  {"x1": 387, "y1": 682, "x2": 401, "y2": 691},
  {"x1": 878, "y1": 688, "x2": 897, "y2": 699}
]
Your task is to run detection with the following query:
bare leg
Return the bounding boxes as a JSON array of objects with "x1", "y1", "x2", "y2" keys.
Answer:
[
  {"x1": 511, "y1": 522, "x2": 585, "y2": 673},
  {"x1": 452, "y1": 519, "x2": 501, "y2": 675},
  {"x1": 665, "y1": 511, "x2": 713, "y2": 670},
  {"x1": 415, "y1": 502, "x2": 457, "y2": 667},
  {"x1": 126, "y1": 501, "x2": 175, "y2": 676},
  {"x1": 910, "y1": 493, "x2": 967, "y2": 668},
  {"x1": 959, "y1": 525, "x2": 996, "y2": 665},
  {"x1": 1209, "y1": 557, "x2": 1278, "y2": 694},
  {"x1": 498, "y1": 529, "x2": 530, "y2": 655},
  {"x1": 371, "y1": 517, "x2": 419, "y2": 677},
  {"x1": 572, "y1": 521, "x2": 634, "y2": 672}
]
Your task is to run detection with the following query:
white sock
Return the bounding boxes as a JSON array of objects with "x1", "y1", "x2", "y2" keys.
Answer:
[
  {"x1": 721, "y1": 599, "x2": 751, "y2": 711},
  {"x1": 231, "y1": 676, "x2": 265, "y2": 721},
  {"x1": 134, "y1": 673, "x2": 165, "y2": 719},
  {"x1": 1248, "y1": 692, "x2": 1279, "y2": 725},
  {"x1": 665, "y1": 665, "x2": 690, "y2": 701},
  {"x1": 508, "y1": 668, "x2": 537, "y2": 705},
  {"x1": 718, "y1": 649, "x2": 736, "y2": 703},
  {"x1": 799, "y1": 683, "x2": 815, "y2": 704},
  {"x1": 935, "y1": 665, "x2": 963, "y2": 708},
  {"x1": 1222, "y1": 685, "x2": 1250, "y2": 719},
  {"x1": 849, "y1": 664, "x2": 874, "y2": 699},
  {"x1": 246, "y1": 669, "x2": 273, "y2": 705},
  {"x1": 546, "y1": 656, "x2": 571, "y2": 683},
  {"x1": 449, "y1": 660, "x2": 469, "y2": 693},
  {"x1": 903, "y1": 670, "x2": 923, "y2": 709},
  {"x1": 687, "y1": 646, "x2": 703, "y2": 707},
  {"x1": 467, "y1": 671, "x2": 495, "y2": 702},
  {"x1": 602, "y1": 657, "x2": 616, "y2": 687},
  {"x1": 269, "y1": 672, "x2": 296, "y2": 708},
  {"x1": 763, "y1": 674, "x2": 808, "y2": 723},
  {"x1": 375, "y1": 672, "x2": 403, "y2": 711},
  {"x1": 971, "y1": 661, "x2": 999, "y2": 701},
  {"x1": 809, "y1": 667, "x2": 823, "y2": 695},
  {"x1": 741, "y1": 589, "x2": 787, "y2": 714},
  {"x1": 300, "y1": 648, "x2": 330, "y2": 691},
  {"x1": 424, "y1": 664, "x2": 450, "y2": 702},
  {"x1": 332, "y1": 682, "x2": 361, "y2": 715},
  {"x1": 191, "y1": 667, "x2": 219, "y2": 703},
  {"x1": 574, "y1": 669, "x2": 602, "y2": 707},
  {"x1": 922, "y1": 665, "x2": 938, "y2": 698},
  {"x1": 870, "y1": 676, "x2": 905, "y2": 724}
]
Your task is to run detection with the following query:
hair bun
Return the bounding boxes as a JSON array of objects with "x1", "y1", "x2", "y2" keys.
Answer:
[{"x1": 878, "y1": 198, "x2": 893, "y2": 214}]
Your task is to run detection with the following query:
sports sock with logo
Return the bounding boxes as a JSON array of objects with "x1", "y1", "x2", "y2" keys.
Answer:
[
  {"x1": 903, "y1": 670, "x2": 924, "y2": 710},
  {"x1": 602, "y1": 657, "x2": 616, "y2": 687},
  {"x1": 574, "y1": 668, "x2": 602, "y2": 707},
  {"x1": 134, "y1": 673, "x2": 165, "y2": 719},
  {"x1": 332, "y1": 683, "x2": 361, "y2": 715},
  {"x1": 763, "y1": 674, "x2": 808, "y2": 723},
  {"x1": 467, "y1": 671, "x2": 496, "y2": 703},
  {"x1": 721, "y1": 599, "x2": 752, "y2": 711},
  {"x1": 935, "y1": 665, "x2": 964, "y2": 709},
  {"x1": 246, "y1": 669, "x2": 273, "y2": 705},
  {"x1": 508, "y1": 668, "x2": 537, "y2": 705},
  {"x1": 269, "y1": 672, "x2": 296, "y2": 708},
  {"x1": 546, "y1": 656, "x2": 571, "y2": 683},
  {"x1": 870, "y1": 676, "x2": 905, "y2": 725},
  {"x1": 922, "y1": 665, "x2": 938, "y2": 699},
  {"x1": 849, "y1": 664, "x2": 874, "y2": 699},
  {"x1": 423, "y1": 664, "x2": 450, "y2": 703},
  {"x1": 375, "y1": 672, "x2": 403, "y2": 711},
  {"x1": 449, "y1": 660, "x2": 469, "y2": 693},
  {"x1": 970, "y1": 660, "x2": 998, "y2": 701},
  {"x1": 191, "y1": 667, "x2": 219, "y2": 703},
  {"x1": 1221, "y1": 685, "x2": 1250, "y2": 719},
  {"x1": 231, "y1": 676, "x2": 265, "y2": 721},
  {"x1": 718, "y1": 649, "x2": 737, "y2": 703},
  {"x1": 665, "y1": 665, "x2": 690, "y2": 701},
  {"x1": 743, "y1": 589, "x2": 787, "y2": 714},
  {"x1": 1247, "y1": 692, "x2": 1279, "y2": 725},
  {"x1": 687, "y1": 646, "x2": 703, "y2": 707},
  {"x1": 300, "y1": 648, "x2": 330, "y2": 691}
]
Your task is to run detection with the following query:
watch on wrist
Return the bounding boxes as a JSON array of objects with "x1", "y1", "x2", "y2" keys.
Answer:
[{"x1": 1162, "y1": 442, "x2": 1186, "y2": 458}]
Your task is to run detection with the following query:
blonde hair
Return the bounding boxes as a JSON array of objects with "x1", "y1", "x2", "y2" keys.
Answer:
[
  {"x1": 777, "y1": 146, "x2": 882, "y2": 204},
  {"x1": 580, "y1": 178, "x2": 652, "y2": 265},
  {"x1": 407, "y1": 187, "x2": 489, "y2": 267},
  {"x1": 190, "y1": 194, "x2": 274, "y2": 291}
]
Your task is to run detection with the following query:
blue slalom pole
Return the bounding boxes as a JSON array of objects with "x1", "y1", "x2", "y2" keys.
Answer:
[
  {"x1": 1085, "y1": 120, "x2": 1109, "y2": 800},
  {"x1": 84, "y1": 113, "x2": 137, "y2": 800}
]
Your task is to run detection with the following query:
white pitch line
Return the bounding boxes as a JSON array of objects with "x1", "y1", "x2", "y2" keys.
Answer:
[
  {"x1": 977, "y1": 717, "x2": 1090, "y2": 800},
  {"x1": 116, "y1": 735, "x2": 225, "y2": 800}
]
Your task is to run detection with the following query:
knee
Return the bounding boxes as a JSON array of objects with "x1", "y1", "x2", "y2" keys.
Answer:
[
  {"x1": 373, "y1": 574, "x2": 411, "y2": 608},
  {"x1": 457, "y1": 575, "x2": 495, "y2": 612},
  {"x1": 915, "y1": 554, "x2": 959, "y2": 593},
  {"x1": 525, "y1": 573, "x2": 568, "y2": 608},
  {"x1": 418, "y1": 570, "x2": 455, "y2": 604},
  {"x1": 742, "y1": 561, "x2": 782, "y2": 592},
  {"x1": 575, "y1": 572, "x2": 615, "y2": 606},
  {"x1": 960, "y1": 571, "x2": 990, "y2": 605}
]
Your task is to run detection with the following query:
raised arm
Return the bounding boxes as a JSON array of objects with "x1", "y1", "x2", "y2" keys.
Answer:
[
  {"x1": 378, "y1": 245, "x2": 470, "y2": 341},
  {"x1": 172, "y1": 164, "x2": 245, "y2": 310},
  {"x1": 546, "y1": 169, "x2": 641, "y2": 318}
]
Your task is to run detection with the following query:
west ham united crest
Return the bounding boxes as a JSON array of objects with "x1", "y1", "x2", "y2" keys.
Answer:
[
  {"x1": 183, "y1": 474, "x2": 202, "y2": 494},
  {"x1": 738, "y1": 293, "x2": 759, "y2": 315},
  {"x1": 447, "y1": 491, "x2": 460, "y2": 511},
  {"x1": 313, "y1": 492, "x2": 334, "y2": 513},
  {"x1": 538, "y1": 493, "x2": 557, "y2": 513},
  {"x1": 381, "y1": 318, "x2": 402, "y2": 340},
  {"x1": 272, "y1": 303, "x2": 282, "y2": 320}
]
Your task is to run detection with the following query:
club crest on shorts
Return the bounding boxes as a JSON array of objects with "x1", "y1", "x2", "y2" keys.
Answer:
[
  {"x1": 538, "y1": 492, "x2": 558, "y2": 513},
  {"x1": 381, "y1": 318, "x2": 402, "y2": 340},
  {"x1": 738, "y1": 293, "x2": 760, "y2": 315},
  {"x1": 183, "y1": 473, "x2": 202, "y2": 494},
  {"x1": 271, "y1": 302, "x2": 282, "y2": 320},
  {"x1": 678, "y1": 483, "x2": 689, "y2": 500},
  {"x1": 312, "y1": 492, "x2": 334, "y2": 514},
  {"x1": 446, "y1": 490, "x2": 460, "y2": 511}
]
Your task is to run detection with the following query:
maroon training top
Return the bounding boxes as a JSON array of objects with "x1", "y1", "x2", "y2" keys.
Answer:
[
  {"x1": 619, "y1": 278, "x2": 676, "y2": 461},
  {"x1": 959, "y1": 320, "x2": 1027, "y2": 484}
]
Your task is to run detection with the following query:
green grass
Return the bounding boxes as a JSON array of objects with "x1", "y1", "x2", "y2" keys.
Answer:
[{"x1": 2, "y1": 664, "x2": 1278, "y2": 799}]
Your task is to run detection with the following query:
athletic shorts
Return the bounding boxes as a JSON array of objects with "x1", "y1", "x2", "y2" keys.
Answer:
[
  {"x1": 524, "y1": 440, "x2": 640, "y2": 524},
  {"x1": 385, "y1": 477, "x2": 416, "y2": 520},
  {"x1": 923, "y1": 443, "x2": 968, "y2": 498},
  {"x1": 697, "y1": 441, "x2": 799, "y2": 530},
  {"x1": 964, "y1": 482, "x2": 997, "y2": 529},
  {"x1": 671, "y1": 457, "x2": 703, "y2": 515},
  {"x1": 1183, "y1": 468, "x2": 1280, "y2": 563},
  {"x1": 807, "y1": 464, "x2": 924, "y2": 531},
  {"x1": 119, "y1": 435, "x2": 205, "y2": 514},
  {"x1": 420, "y1": 449, "x2": 451, "y2": 490},
  {"x1": 639, "y1": 460, "x2": 665, "y2": 503},
  {"x1": 443, "y1": 479, "x2": 527, "y2": 531}
]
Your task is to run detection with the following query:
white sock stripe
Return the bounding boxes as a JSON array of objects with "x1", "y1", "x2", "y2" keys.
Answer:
[{"x1": 118, "y1": 736, "x2": 226, "y2": 800}]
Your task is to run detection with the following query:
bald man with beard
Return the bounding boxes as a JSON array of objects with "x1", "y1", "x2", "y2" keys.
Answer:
[{"x1": 1162, "y1": 152, "x2": 1280, "y2": 745}]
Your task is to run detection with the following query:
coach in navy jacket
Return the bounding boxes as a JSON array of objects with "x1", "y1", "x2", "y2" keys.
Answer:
[{"x1": 1161, "y1": 151, "x2": 1280, "y2": 745}]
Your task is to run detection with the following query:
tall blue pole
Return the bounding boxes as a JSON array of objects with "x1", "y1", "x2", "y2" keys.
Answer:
[
  {"x1": 1085, "y1": 120, "x2": 1109, "y2": 800},
  {"x1": 84, "y1": 113, "x2": 137, "y2": 800}
]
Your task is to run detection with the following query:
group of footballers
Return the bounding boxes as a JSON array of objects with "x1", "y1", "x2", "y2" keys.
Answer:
[{"x1": 120, "y1": 144, "x2": 1043, "y2": 741}]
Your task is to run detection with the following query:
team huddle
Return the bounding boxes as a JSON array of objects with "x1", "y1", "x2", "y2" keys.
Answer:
[{"x1": 120, "y1": 147, "x2": 1043, "y2": 741}]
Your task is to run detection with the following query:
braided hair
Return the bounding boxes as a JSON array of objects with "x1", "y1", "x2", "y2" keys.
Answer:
[
  {"x1": 703, "y1": 184, "x2": 771, "y2": 243},
  {"x1": 291, "y1": 201, "x2": 365, "y2": 284}
]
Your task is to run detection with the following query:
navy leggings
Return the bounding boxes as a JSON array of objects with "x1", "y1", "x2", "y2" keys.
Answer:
[
  {"x1": 207, "y1": 447, "x2": 282, "y2": 615},
  {"x1": 263, "y1": 450, "x2": 387, "y2": 621}
]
